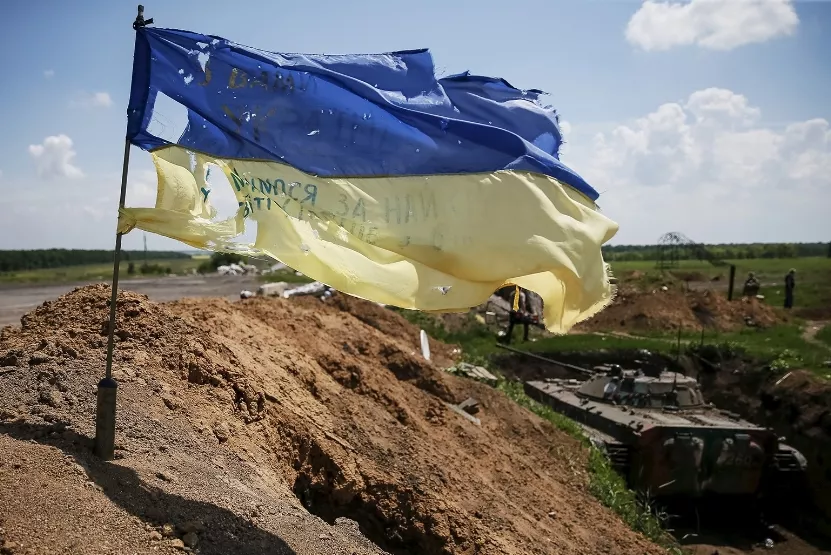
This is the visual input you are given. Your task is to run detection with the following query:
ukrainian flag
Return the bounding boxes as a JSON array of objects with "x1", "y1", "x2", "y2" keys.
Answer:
[{"x1": 120, "y1": 28, "x2": 619, "y2": 333}]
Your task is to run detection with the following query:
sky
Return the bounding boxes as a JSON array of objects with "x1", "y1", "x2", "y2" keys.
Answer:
[{"x1": 1, "y1": 0, "x2": 829, "y2": 250}]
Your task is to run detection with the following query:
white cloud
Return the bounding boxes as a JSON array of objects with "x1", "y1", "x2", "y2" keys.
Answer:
[
  {"x1": 43, "y1": 69, "x2": 55, "y2": 79},
  {"x1": 626, "y1": 0, "x2": 799, "y2": 52},
  {"x1": 70, "y1": 169, "x2": 158, "y2": 226},
  {"x1": 562, "y1": 87, "x2": 831, "y2": 243},
  {"x1": 28, "y1": 135, "x2": 84, "y2": 179},
  {"x1": 0, "y1": 153, "x2": 190, "y2": 249},
  {"x1": 127, "y1": 169, "x2": 159, "y2": 206},
  {"x1": 72, "y1": 91, "x2": 113, "y2": 108},
  {"x1": 89, "y1": 91, "x2": 113, "y2": 108}
]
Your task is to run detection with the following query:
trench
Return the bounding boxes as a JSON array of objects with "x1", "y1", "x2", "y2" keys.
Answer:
[{"x1": 492, "y1": 346, "x2": 831, "y2": 552}]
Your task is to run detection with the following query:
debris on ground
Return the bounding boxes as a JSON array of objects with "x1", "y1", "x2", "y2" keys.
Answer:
[
  {"x1": 258, "y1": 281, "x2": 291, "y2": 297},
  {"x1": 446, "y1": 362, "x2": 499, "y2": 386},
  {"x1": 458, "y1": 397, "x2": 481, "y2": 415},
  {"x1": 216, "y1": 263, "x2": 259, "y2": 276}
]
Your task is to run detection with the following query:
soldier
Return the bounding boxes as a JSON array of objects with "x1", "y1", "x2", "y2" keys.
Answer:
[
  {"x1": 504, "y1": 287, "x2": 534, "y2": 344},
  {"x1": 784, "y1": 269, "x2": 796, "y2": 309},
  {"x1": 742, "y1": 272, "x2": 760, "y2": 297}
]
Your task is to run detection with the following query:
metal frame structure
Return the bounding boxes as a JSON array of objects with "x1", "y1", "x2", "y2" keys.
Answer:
[
  {"x1": 656, "y1": 232, "x2": 727, "y2": 270},
  {"x1": 655, "y1": 232, "x2": 739, "y2": 300}
]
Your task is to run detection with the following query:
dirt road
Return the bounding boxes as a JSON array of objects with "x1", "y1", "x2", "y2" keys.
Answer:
[{"x1": 0, "y1": 275, "x2": 261, "y2": 326}]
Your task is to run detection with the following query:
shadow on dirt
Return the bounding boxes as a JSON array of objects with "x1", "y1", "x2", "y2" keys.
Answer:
[
  {"x1": 0, "y1": 421, "x2": 299, "y2": 555},
  {"x1": 661, "y1": 496, "x2": 831, "y2": 553}
]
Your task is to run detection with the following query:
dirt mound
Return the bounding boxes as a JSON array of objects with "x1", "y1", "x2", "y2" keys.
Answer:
[
  {"x1": 323, "y1": 295, "x2": 459, "y2": 367},
  {"x1": 670, "y1": 271, "x2": 709, "y2": 282},
  {"x1": 0, "y1": 285, "x2": 663, "y2": 555},
  {"x1": 577, "y1": 285, "x2": 784, "y2": 332}
]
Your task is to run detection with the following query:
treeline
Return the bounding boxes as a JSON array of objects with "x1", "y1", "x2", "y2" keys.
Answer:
[
  {"x1": 602, "y1": 242, "x2": 830, "y2": 262},
  {"x1": 0, "y1": 250, "x2": 190, "y2": 273}
]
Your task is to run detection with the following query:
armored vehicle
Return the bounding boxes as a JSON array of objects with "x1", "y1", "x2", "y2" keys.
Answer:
[{"x1": 525, "y1": 367, "x2": 807, "y2": 498}]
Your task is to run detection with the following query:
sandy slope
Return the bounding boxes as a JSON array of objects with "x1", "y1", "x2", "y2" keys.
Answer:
[{"x1": 0, "y1": 285, "x2": 663, "y2": 555}]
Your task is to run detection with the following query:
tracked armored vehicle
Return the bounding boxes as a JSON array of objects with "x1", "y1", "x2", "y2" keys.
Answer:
[{"x1": 525, "y1": 368, "x2": 807, "y2": 499}]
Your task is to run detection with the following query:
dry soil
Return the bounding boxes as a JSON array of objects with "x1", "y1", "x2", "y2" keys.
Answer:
[{"x1": 0, "y1": 285, "x2": 664, "y2": 555}]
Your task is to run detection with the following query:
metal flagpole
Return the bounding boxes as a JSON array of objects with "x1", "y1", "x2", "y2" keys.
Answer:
[{"x1": 94, "y1": 4, "x2": 154, "y2": 460}]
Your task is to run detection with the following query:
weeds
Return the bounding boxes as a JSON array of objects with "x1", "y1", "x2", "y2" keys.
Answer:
[
  {"x1": 817, "y1": 324, "x2": 831, "y2": 349},
  {"x1": 497, "y1": 379, "x2": 680, "y2": 552},
  {"x1": 584, "y1": 324, "x2": 829, "y2": 376},
  {"x1": 394, "y1": 308, "x2": 680, "y2": 550},
  {"x1": 497, "y1": 380, "x2": 583, "y2": 437}
]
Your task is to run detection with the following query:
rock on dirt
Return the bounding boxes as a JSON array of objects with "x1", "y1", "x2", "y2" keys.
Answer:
[
  {"x1": 212, "y1": 421, "x2": 231, "y2": 443},
  {"x1": 0, "y1": 284, "x2": 665, "y2": 554}
]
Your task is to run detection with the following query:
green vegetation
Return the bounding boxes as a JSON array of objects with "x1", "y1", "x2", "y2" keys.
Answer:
[
  {"x1": 0, "y1": 257, "x2": 202, "y2": 284},
  {"x1": 395, "y1": 299, "x2": 831, "y2": 546},
  {"x1": 0, "y1": 249, "x2": 190, "y2": 272},
  {"x1": 401, "y1": 312, "x2": 679, "y2": 549},
  {"x1": 610, "y1": 257, "x2": 831, "y2": 316},
  {"x1": 499, "y1": 380, "x2": 677, "y2": 550},
  {"x1": 395, "y1": 310, "x2": 499, "y2": 365},
  {"x1": 599, "y1": 256, "x2": 831, "y2": 374},
  {"x1": 816, "y1": 325, "x2": 831, "y2": 349},
  {"x1": 425, "y1": 317, "x2": 829, "y2": 377},
  {"x1": 699, "y1": 325, "x2": 830, "y2": 374},
  {"x1": 397, "y1": 308, "x2": 677, "y2": 365},
  {"x1": 588, "y1": 325, "x2": 829, "y2": 375},
  {"x1": 603, "y1": 241, "x2": 829, "y2": 261},
  {"x1": 197, "y1": 252, "x2": 246, "y2": 273},
  {"x1": 399, "y1": 259, "x2": 830, "y2": 375},
  {"x1": 195, "y1": 253, "x2": 316, "y2": 284}
]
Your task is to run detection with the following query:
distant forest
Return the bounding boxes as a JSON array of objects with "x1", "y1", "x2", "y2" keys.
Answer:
[
  {"x1": 0, "y1": 243, "x2": 828, "y2": 272},
  {"x1": 602, "y1": 242, "x2": 830, "y2": 262},
  {"x1": 0, "y1": 249, "x2": 190, "y2": 273}
]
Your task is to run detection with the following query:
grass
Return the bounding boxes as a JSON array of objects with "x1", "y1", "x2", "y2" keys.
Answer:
[
  {"x1": 602, "y1": 256, "x2": 831, "y2": 375},
  {"x1": 396, "y1": 309, "x2": 681, "y2": 551},
  {"x1": 396, "y1": 297, "x2": 831, "y2": 548},
  {"x1": 707, "y1": 325, "x2": 830, "y2": 373},
  {"x1": 398, "y1": 308, "x2": 684, "y2": 366},
  {"x1": 816, "y1": 324, "x2": 831, "y2": 349},
  {"x1": 610, "y1": 257, "x2": 831, "y2": 314},
  {"x1": 0, "y1": 257, "x2": 203, "y2": 285},
  {"x1": 601, "y1": 324, "x2": 831, "y2": 376},
  {"x1": 497, "y1": 381, "x2": 679, "y2": 551}
]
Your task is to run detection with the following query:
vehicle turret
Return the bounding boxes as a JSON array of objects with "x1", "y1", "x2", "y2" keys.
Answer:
[{"x1": 522, "y1": 360, "x2": 807, "y2": 500}]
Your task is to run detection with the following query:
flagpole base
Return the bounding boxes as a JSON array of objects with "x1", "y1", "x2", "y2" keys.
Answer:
[{"x1": 94, "y1": 377, "x2": 118, "y2": 460}]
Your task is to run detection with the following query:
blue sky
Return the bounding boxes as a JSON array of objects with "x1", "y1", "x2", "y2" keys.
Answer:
[{"x1": 1, "y1": 0, "x2": 829, "y2": 250}]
